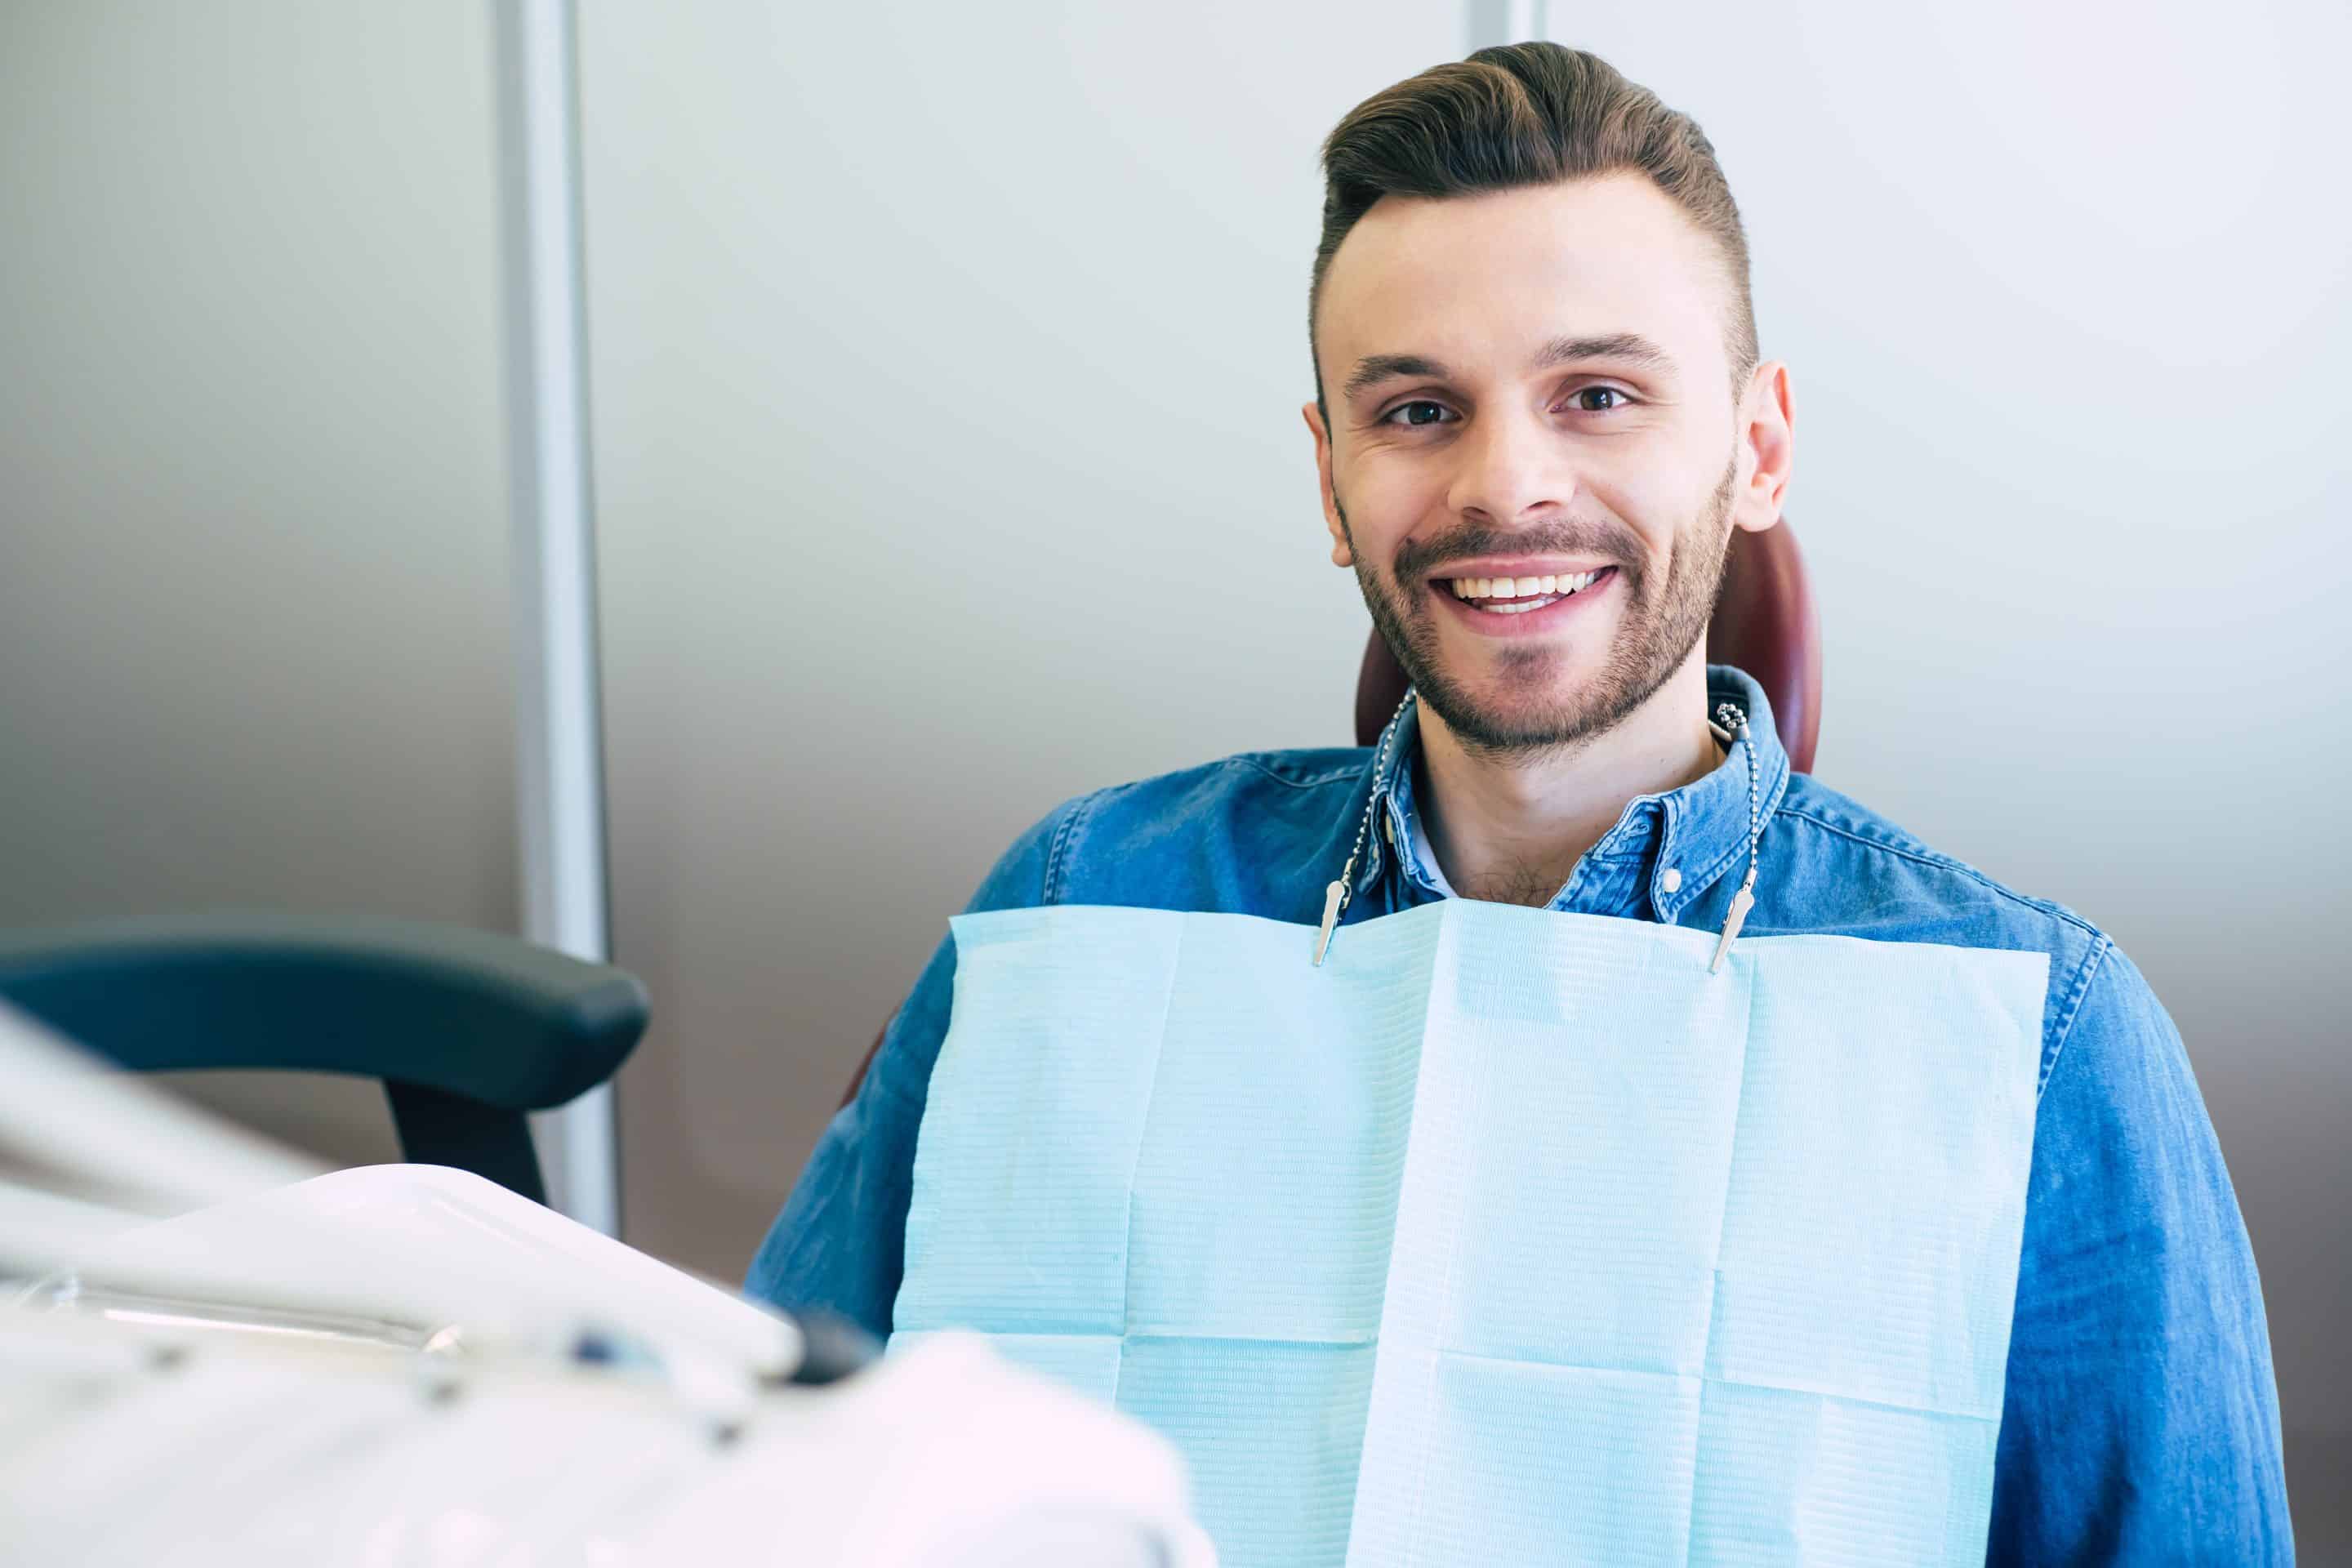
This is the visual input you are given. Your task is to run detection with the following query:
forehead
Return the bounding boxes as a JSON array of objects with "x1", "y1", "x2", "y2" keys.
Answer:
[{"x1": 1317, "y1": 172, "x2": 1730, "y2": 385}]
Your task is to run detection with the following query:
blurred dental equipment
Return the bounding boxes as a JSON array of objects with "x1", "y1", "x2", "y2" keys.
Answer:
[{"x1": 0, "y1": 1000, "x2": 1214, "y2": 1567}]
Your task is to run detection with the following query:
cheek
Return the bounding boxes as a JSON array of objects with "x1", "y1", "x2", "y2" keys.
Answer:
[
  {"x1": 1346, "y1": 452, "x2": 1451, "y2": 553},
  {"x1": 1592, "y1": 457, "x2": 1708, "y2": 558}
]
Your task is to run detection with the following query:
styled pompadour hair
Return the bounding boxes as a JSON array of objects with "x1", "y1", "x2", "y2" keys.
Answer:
[{"x1": 1311, "y1": 42, "x2": 1757, "y2": 411}]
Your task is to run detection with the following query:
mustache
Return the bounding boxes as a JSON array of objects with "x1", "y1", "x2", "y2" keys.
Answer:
[{"x1": 1390, "y1": 519, "x2": 1646, "y2": 584}]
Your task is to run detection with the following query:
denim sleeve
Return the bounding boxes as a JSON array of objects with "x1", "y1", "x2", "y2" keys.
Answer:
[
  {"x1": 741, "y1": 798, "x2": 1077, "y2": 1335},
  {"x1": 1988, "y1": 939, "x2": 2294, "y2": 1565}
]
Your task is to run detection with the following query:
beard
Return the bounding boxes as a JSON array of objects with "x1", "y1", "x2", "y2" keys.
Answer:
[{"x1": 1343, "y1": 450, "x2": 1739, "y2": 762}]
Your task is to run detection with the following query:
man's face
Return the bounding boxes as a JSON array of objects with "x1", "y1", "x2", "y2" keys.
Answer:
[{"x1": 1305, "y1": 172, "x2": 1784, "y2": 757}]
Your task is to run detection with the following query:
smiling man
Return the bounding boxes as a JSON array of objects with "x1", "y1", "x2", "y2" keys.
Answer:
[{"x1": 749, "y1": 43, "x2": 2291, "y2": 1565}]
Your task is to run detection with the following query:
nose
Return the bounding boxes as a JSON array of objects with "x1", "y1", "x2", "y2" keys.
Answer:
[{"x1": 1445, "y1": 404, "x2": 1575, "y2": 527}]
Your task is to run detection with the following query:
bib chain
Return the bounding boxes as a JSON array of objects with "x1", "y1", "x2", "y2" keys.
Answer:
[
  {"x1": 1708, "y1": 699, "x2": 1762, "y2": 973},
  {"x1": 1314, "y1": 688, "x2": 1416, "y2": 966}
]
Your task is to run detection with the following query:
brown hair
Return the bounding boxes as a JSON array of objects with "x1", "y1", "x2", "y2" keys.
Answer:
[{"x1": 1311, "y1": 42, "x2": 1757, "y2": 409}]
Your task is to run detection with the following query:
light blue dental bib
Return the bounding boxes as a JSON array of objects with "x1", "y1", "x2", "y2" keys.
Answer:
[{"x1": 893, "y1": 901, "x2": 2047, "y2": 1566}]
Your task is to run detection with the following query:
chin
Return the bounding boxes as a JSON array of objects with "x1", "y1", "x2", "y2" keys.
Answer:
[
  {"x1": 1425, "y1": 665, "x2": 1612, "y2": 749},
  {"x1": 1464, "y1": 642, "x2": 1601, "y2": 701}
]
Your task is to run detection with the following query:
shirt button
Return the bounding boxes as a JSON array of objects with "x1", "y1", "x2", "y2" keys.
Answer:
[{"x1": 1659, "y1": 866, "x2": 1684, "y2": 893}]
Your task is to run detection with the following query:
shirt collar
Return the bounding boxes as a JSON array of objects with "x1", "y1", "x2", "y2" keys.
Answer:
[{"x1": 1352, "y1": 664, "x2": 1793, "y2": 924}]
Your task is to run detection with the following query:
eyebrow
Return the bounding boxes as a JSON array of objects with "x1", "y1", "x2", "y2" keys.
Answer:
[
  {"x1": 1532, "y1": 332, "x2": 1677, "y2": 377},
  {"x1": 1341, "y1": 332, "x2": 1678, "y2": 403}
]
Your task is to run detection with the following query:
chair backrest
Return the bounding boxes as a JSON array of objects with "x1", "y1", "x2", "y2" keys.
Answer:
[
  {"x1": 0, "y1": 911, "x2": 651, "y2": 1204},
  {"x1": 1353, "y1": 520, "x2": 1822, "y2": 772}
]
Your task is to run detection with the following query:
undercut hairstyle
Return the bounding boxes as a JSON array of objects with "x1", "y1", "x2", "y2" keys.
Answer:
[{"x1": 1311, "y1": 42, "x2": 1758, "y2": 415}]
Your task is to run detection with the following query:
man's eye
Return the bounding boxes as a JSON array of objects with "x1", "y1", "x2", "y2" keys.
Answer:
[
  {"x1": 1382, "y1": 400, "x2": 1454, "y2": 428},
  {"x1": 1566, "y1": 386, "x2": 1633, "y2": 412}
]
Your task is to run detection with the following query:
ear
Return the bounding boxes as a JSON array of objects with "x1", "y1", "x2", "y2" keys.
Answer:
[
  {"x1": 1731, "y1": 360, "x2": 1794, "y2": 535},
  {"x1": 1302, "y1": 400, "x2": 1352, "y2": 568}
]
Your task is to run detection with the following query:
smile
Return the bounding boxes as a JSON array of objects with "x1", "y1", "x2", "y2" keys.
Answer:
[
  {"x1": 1446, "y1": 569, "x2": 1609, "y2": 613},
  {"x1": 1428, "y1": 565, "x2": 1621, "y2": 630}
]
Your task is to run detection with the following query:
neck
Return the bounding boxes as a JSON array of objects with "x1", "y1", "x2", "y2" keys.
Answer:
[{"x1": 1414, "y1": 648, "x2": 1721, "y2": 908}]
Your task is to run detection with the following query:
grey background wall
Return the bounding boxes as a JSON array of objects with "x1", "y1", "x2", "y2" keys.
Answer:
[
  {"x1": 3, "y1": 0, "x2": 2342, "y2": 1547},
  {"x1": 577, "y1": 0, "x2": 1463, "y2": 1295},
  {"x1": 0, "y1": 1, "x2": 514, "y2": 1160}
]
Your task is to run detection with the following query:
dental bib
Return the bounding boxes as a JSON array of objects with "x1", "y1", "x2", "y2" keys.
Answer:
[{"x1": 893, "y1": 900, "x2": 2047, "y2": 1567}]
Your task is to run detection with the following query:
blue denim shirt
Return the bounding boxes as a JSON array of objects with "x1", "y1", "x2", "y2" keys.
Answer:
[{"x1": 748, "y1": 666, "x2": 2293, "y2": 1564}]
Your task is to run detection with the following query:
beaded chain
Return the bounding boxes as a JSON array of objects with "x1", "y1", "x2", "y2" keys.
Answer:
[
  {"x1": 1707, "y1": 698, "x2": 1762, "y2": 973},
  {"x1": 1312, "y1": 688, "x2": 1415, "y2": 966}
]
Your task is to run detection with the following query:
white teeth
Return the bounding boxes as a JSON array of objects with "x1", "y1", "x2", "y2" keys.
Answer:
[{"x1": 1445, "y1": 568, "x2": 1610, "y2": 606}]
